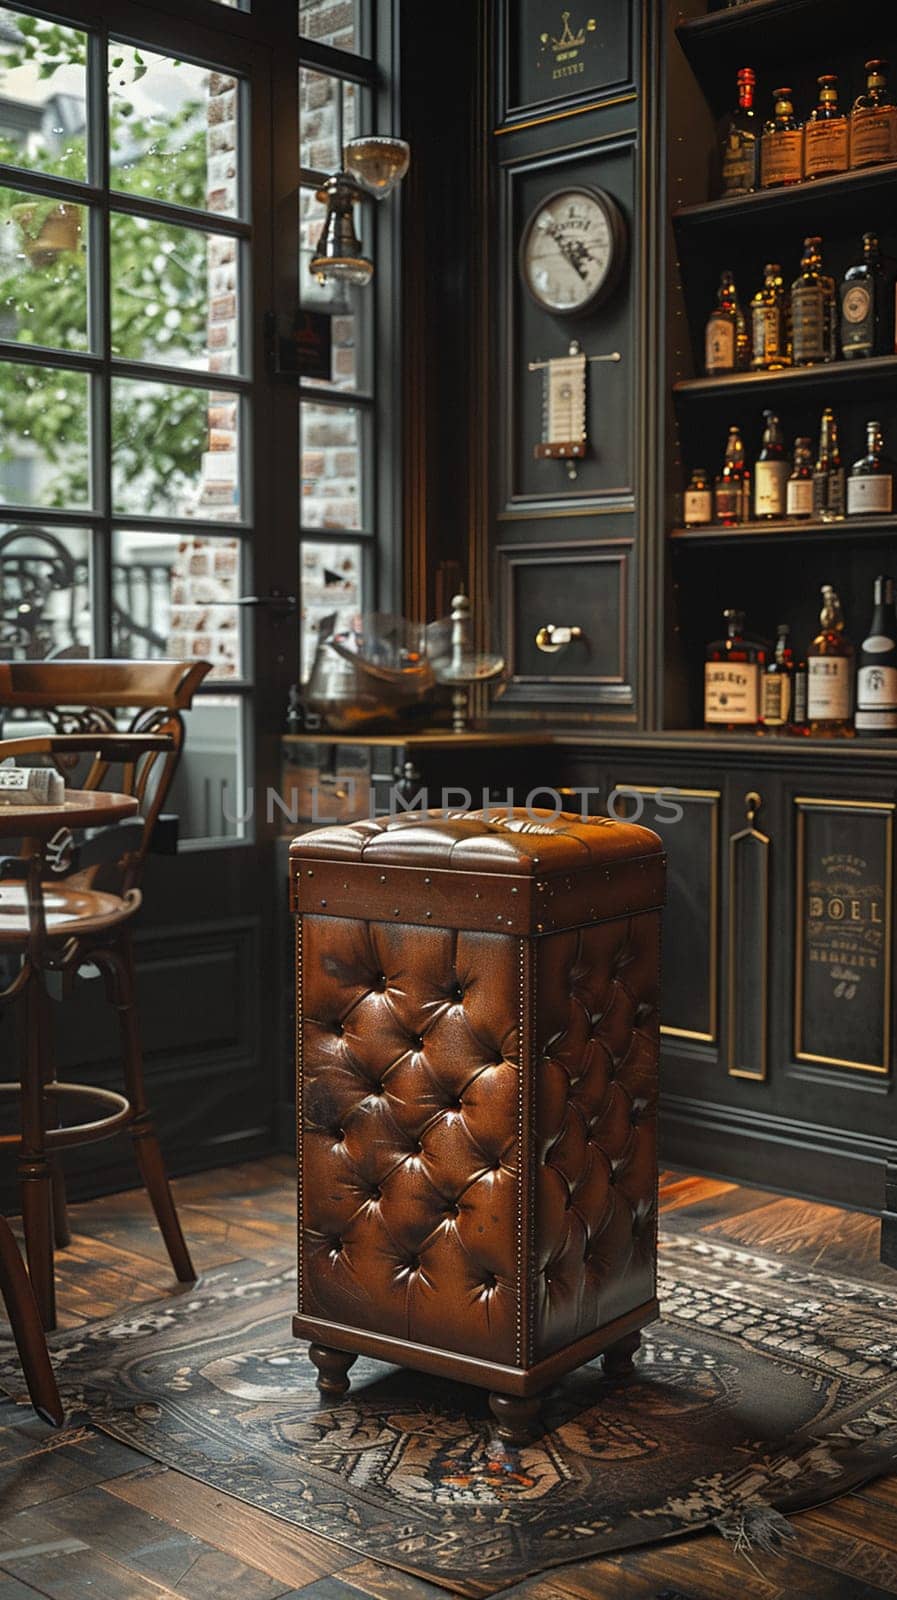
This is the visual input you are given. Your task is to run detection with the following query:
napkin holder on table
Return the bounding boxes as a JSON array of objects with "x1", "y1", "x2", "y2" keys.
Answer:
[{"x1": 0, "y1": 767, "x2": 65, "y2": 806}]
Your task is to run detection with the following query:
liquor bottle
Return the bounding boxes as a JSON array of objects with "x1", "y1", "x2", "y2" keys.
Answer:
[
  {"x1": 684, "y1": 466, "x2": 713, "y2": 526},
  {"x1": 714, "y1": 425, "x2": 749, "y2": 525},
  {"x1": 812, "y1": 407, "x2": 845, "y2": 519},
  {"x1": 850, "y1": 59, "x2": 897, "y2": 170},
  {"x1": 704, "y1": 608, "x2": 766, "y2": 728},
  {"x1": 753, "y1": 409, "x2": 788, "y2": 519},
  {"x1": 790, "y1": 237, "x2": 828, "y2": 365},
  {"x1": 840, "y1": 232, "x2": 890, "y2": 359},
  {"x1": 760, "y1": 86, "x2": 803, "y2": 188},
  {"x1": 847, "y1": 420, "x2": 895, "y2": 516},
  {"x1": 807, "y1": 584, "x2": 854, "y2": 734},
  {"x1": 706, "y1": 275, "x2": 741, "y2": 377},
  {"x1": 761, "y1": 623, "x2": 795, "y2": 729},
  {"x1": 720, "y1": 66, "x2": 760, "y2": 196},
  {"x1": 786, "y1": 436, "x2": 814, "y2": 518},
  {"x1": 792, "y1": 657, "x2": 809, "y2": 732},
  {"x1": 855, "y1": 574, "x2": 897, "y2": 734},
  {"x1": 750, "y1": 262, "x2": 789, "y2": 369},
  {"x1": 804, "y1": 74, "x2": 850, "y2": 178}
]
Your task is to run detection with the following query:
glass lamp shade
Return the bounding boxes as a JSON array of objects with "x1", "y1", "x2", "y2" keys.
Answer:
[
  {"x1": 343, "y1": 136, "x2": 410, "y2": 197},
  {"x1": 309, "y1": 176, "x2": 373, "y2": 287}
]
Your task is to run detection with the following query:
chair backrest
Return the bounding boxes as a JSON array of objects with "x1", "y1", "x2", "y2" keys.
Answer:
[{"x1": 0, "y1": 659, "x2": 211, "y2": 891}]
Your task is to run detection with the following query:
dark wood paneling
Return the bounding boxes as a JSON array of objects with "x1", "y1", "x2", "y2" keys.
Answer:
[
  {"x1": 498, "y1": 539, "x2": 633, "y2": 704},
  {"x1": 499, "y1": 0, "x2": 634, "y2": 124}
]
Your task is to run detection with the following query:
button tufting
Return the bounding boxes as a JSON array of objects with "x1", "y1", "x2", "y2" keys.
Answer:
[
  {"x1": 333, "y1": 1021, "x2": 343, "y2": 1037},
  {"x1": 370, "y1": 1186, "x2": 381, "y2": 1201},
  {"x1": 376, "y1": 973, "x2": 387, "y2": 990},
  {"x1": 452, "y1": 982, "x2": 464, "y2": 1002}
]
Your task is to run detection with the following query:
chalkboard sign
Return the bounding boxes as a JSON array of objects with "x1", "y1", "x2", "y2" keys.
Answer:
[
  {"x1": 503, "y1": 0, "x2": 632, "y2": 117},
  {"x1": 795, "y1": 798, "x2": 894, "y2": 1074}
]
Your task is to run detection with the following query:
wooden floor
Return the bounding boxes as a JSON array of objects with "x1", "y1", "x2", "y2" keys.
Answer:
[{"x1": 1, "y1": 1160, "x2": 896, "y2": 1600}]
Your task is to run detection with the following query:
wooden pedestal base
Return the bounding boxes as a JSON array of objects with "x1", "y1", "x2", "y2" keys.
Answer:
[
  {"x1": 488, "y1": 1391, "x2": 542, "y2": 1444},
  {"x1": 309, "y1": 1343, "x2": 357, "y2": 1395}
]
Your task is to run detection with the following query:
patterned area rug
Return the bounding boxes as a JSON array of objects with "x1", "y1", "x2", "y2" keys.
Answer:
[{"x1": 2, "y1": 1227, "x2": 897, "y2": 1596}]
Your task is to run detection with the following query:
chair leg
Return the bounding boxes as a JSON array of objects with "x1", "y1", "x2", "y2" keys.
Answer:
[
  {"x1": 18, "y1": 975, "x2": 55, "y2": 1332},
  {"x1": 0, "y1": 1216, "x2": 63, "y2": 1426},
  {"x1": 50, "y1": 1160, "x2": 71, "y2": 1251},
  {"x1": 37, "y1": 983, "x2": 71, "y2": 1252},
  {"x1": 106, "y1": 936, "x2": 196, "y2": 1285}
]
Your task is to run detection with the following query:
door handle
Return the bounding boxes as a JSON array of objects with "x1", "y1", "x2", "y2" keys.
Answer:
[
  {"x1": 235, "y1": 591, "x2": 297, "y2": 618},
  {"x1": 535, "y1": 624, "x2": 584, "y2": 654}
]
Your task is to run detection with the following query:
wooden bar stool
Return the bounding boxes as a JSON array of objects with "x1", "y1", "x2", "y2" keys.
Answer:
[{"x1": 0, "y1": 661, "x2": 210, "y2": 1331}]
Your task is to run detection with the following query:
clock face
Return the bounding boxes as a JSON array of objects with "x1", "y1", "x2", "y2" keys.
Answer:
[{"x1": 520, "y1": 186, "x2": 625, "y2": 317}]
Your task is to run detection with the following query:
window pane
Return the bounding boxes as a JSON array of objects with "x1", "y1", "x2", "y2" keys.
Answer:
[
  {"x1": 167, "y1": 696, "x2": 247, "y2": 842},
  {"x1": 112, "y1": 379, "x2": 241, "y2": 520},
  {"x1": 110, "y1": 214, "x2": 241, "y2": 375},
  {"x1": 0, "y1": 10, "x2": 88, "y2": 182},
  {"x1": 300, "y1": 401, "x2": 362, "y2": 530},
  {"x1": 112, "y1": 529, "x2": 241, "y2": 680},
  {"x1": 0, "y1": 523, "x2": 90, "y2": 658},
  {"x1": 298, "y1": 305, "x2": 362, "y2": 391},
  {"x1": 300, "y1": 537, "x2": 363, "y2": 682},
  {"x1": 0, "y1": 363, "x2": 90, "y2": 509},
  {"x1": 109, "y1": 44, "x2": 241, "y2": 220},
  {"x1": 299, "y1": 0, "x2": 361, "y2": 51},
  {"x1": 300, "y1": 72, "x2": 360, "y2": 174},
  {"x1": 0, "y1": 189, "x2": 89, "y2": 352}
]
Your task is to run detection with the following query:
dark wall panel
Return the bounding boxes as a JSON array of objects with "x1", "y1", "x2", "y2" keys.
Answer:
[{"x1": 500, "y1": 0, "x2": 633, "y2": 121}]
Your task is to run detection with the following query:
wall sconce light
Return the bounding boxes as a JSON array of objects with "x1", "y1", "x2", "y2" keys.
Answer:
[{"x1": 310, "y1": 135, "x2": 410, "y2": 289}]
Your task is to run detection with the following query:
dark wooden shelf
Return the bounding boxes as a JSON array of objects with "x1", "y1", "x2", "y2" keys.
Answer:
[
  {"x1": 551, "y1": 726, "x2": 897, "y2": 758},
  {"x1": 673, "y1": 160, "x2": 897, "y2": 233},
  {"x1": 670, "y1": 512, "x2": 896, "y2": 544},
  {"x1": 673, "y1": 353, "x2": 897, "y2": 401},
  {"x1": 675, "y1": 0, "x2": 895, "y2": 95}
]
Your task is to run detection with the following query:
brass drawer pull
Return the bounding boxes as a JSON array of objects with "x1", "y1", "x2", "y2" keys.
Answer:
[{"x1": 535, "y1": 624, "x2": 584, "y2": 654}]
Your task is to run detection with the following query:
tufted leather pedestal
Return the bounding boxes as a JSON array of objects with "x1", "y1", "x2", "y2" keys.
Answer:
[{"x1": 290, "y1": 808, "x2": 665, "y2": 1441}]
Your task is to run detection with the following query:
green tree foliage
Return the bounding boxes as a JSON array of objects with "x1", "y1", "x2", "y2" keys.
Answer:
[{"x1": 0, "y1": 15, "x2": 213, "y2": 509}]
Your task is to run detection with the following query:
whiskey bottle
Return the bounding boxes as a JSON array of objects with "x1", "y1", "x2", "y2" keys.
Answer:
[
  {"x1": 705, "y1": 608, "x2": 766, "y2": 728},
  {"x1": 786, "y1": 436, "x2": 814, "y2": 518},
  {"x1": 807, "y1": 585, "x2": 854, "y2": 734},
  {"x1": 856, "y1": 574, "x2": 897, "y2": 734},
  {"x1": 705, "y1": 270, "x2": 741, "y2": 374},
  {"x1": 847, "y1": 420, "x2": 895, "y2": 516},
  {"x1": 753, "y1": 409, "x2": 788, "y2": 519},
  {"x1": 750, "y1": 262, "x2": 789, "y2": 369},
  {"x1": 714, "y1": 425, "x2": 749, "y2": 525},
  {"x1": 790, "y1": 237, "x2": 828, "y2": 365},
  {"x1": 812, "y1": 406, "x2": 845, "y2": 519},
  {"x1": 720, "y1": 66, "x2": 760, "y2": 196},
  {"x1": 761, "y1": 623, "x2": 794, "y2": 729},
  {"x1": 684, "y1": 466, "x2": 713, "y2": 526},
  {"x1": 804, "y1": 74, "x2": 850, "y2": 178},
  {"x1": 761, "y1": 86, "x2": 803, "y2": 188},
  {"x1": 850, "y1": 59, "x2": 897, "y2": 169},
  {"x1": 840, "y1": 232, "x2": 889, "y2": 359}
]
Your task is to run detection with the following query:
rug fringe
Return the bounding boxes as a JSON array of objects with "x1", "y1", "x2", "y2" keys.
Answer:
[{"x1": 713, "y1": 1504, "x2": 797, "y2": 1576}]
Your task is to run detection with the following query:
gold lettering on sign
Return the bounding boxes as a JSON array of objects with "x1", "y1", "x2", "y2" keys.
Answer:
[{"x1": 538, "y1": 9, "x2": 597, "y2": 82}]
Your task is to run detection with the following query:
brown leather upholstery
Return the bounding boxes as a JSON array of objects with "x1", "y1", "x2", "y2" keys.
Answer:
[{"x1": 292, "y1": 809, "x2": 665, "y2": 1402}]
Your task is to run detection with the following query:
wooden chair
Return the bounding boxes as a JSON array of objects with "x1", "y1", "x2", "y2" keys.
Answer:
[{"x1": 0, "y1": 660, "x2": 211, "y2": 1330}]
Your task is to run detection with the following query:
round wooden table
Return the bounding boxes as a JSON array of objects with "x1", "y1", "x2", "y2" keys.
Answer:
[{"x1": 0, "y1": 789, "x2": 137, "y2": 1426}]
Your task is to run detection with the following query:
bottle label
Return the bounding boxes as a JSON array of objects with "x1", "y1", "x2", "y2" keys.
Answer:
[
  {"x1": 841, "y1": 281, "x2": 874, "y2": 353},
  {"x1": 791, "y1": 283, "x2": 826, "y2": 362},
  {"x1": 684, "y1": 488, "x2": 712, "y2": 525},
  {"x1": 794, "y1": 671, "x2": 808, "y2": 724},
  {"x1": 761, "y1": 128, "x2": 803, "y2": 186},
  {"x1": 714, "y1": 483, "x2": 743, "y2": 522},
  {"x1": 808, "y1": 657, "x2": 852, "y2": 720},
  {"x1": 787, "y1": 477, "x2": 815, "y2": 517},
  {"x1": 721, "y1": 129, "x2": 758, "y2": 194},
  {"x1": 751, "y1": 304, "x2": 782, "y2": 367},
  {"x1": 858, "y1": 662, "x2": 897, "y2": 706},
  {"x1": 828, "y1": 467, "x2": 846, "y2": 516},
  {"x1": 754, "y1": 459, "x2": 789, "y2": 517},
  {"x1": 804, "y1": 118, "x2": 849, "y2": 176},
  {"x1": 706, "y1": 316, "x2": 735, "y2": 372},
  {"x1": 850, "y1": 106, "x2": 897, "y2": 167},
  {"x1": 705, "y1": 662, "x2": 759, "y2": 723},
  {"x1": 762, "y1": 673, "x2": 792, "y2": 724},
  {"x1": 847, "y1": 473, "x2": 893, "y2": 514}
]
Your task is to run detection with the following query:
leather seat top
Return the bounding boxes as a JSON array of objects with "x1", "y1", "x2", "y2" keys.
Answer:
[{"x1": 291, "y1": 807, "x2": 663, "y2": 878}]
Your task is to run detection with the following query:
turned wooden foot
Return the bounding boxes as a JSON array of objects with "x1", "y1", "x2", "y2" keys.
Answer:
[
  {"x1": 309, "y1": 1343, "x2": 357, "y2": 1396},
  {"x1": 604, "y1": 1329, "x2": 641, "y2": 1375},
  {"x1": 488, "y1": 1391, "x2": 542, "y2": 1444}
]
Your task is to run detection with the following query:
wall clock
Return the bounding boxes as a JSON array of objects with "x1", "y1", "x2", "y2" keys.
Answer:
[{"x1": 519, "y1": 185, "x2": 626, "y2": 317}]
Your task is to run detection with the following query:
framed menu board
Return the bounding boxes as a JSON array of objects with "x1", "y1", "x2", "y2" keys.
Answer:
[
  {"x1": 794, "y1": 797, "x2": 894, "y2": 1075},
  {"x1": 501, "y1": 1, "x2": 632, "y2": 120}
]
